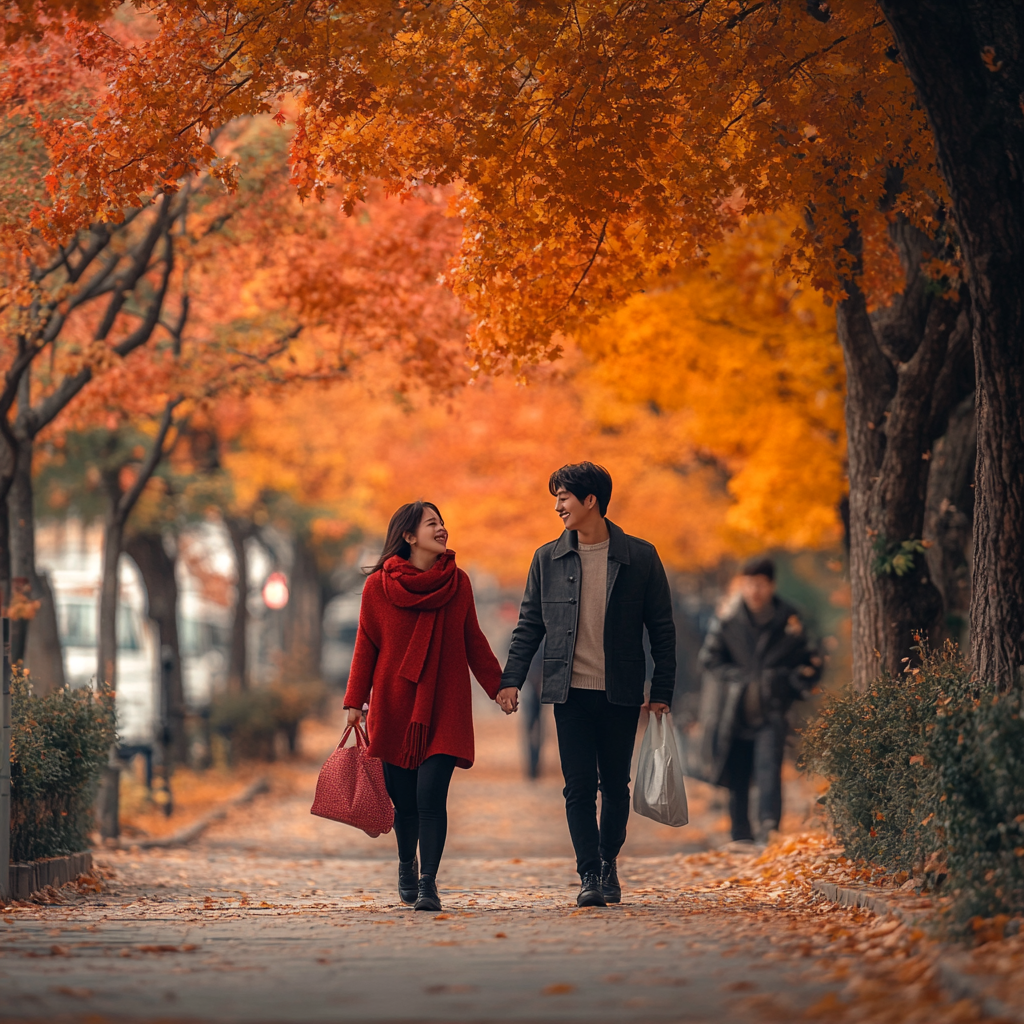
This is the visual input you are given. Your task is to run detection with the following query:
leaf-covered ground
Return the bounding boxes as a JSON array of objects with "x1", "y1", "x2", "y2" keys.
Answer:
[{"x1": 0, "y1": 701, "x2": 1005, "y2": 1023}]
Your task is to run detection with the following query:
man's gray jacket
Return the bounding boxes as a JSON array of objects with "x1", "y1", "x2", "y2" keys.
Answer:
[{"x1": 500, "y1": 519, "x2": 676, "y2": 707}]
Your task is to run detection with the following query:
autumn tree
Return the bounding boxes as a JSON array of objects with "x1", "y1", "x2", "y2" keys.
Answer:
[
  {"x1": 873, "y1": 2, "x2": 1024, "y2": 685},
  {"x1": 1, "y1": 11, "x2": 400, "y2": 696},
  {"x1": 580, "y1": 215, "x2": 847, "y2": 553},
  {"x1": 206, "y1": 176, "x2": 474, "y2": 682},
  {"x1": 36, "y1": 413, "x2": 187, "y2": 761},
  {"x1": 0, "y1": 26, "x2": 193, "y2": 680},
  {"x1": 17, "y1": 1, "x2": 993, "y2": 688},
  {"x1": 30, "y1": 93, "x2": 473, "y2": 698},
  {"x1": 274, "y1": 0, "x2": 975, "y2": 687}
]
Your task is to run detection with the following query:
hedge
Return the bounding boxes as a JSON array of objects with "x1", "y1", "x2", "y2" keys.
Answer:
[
  {"x1": 801, "y1": 644, "x2": 1024, "y2": 928},
  {"x1": 210, "y1": 680, "x2": 327, "y2": 761},
  {"x1": 10, "y1": 669, "x2": 116, "y2": 861}
]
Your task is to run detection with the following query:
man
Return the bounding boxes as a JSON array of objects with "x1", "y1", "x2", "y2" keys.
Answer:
[
  {"x1": 696, "y1": 556, "x2": 822, "y2": 844},
  {"x1": 497, "y1": 462, "x2": 676, "y2": 907}
]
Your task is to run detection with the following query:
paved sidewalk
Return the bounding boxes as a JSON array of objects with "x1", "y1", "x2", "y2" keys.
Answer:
[
  {"x1": 0, "y1": 707, "x2": 986, "y2": 1024},
  {"x1": 1, "y1": 853, "x2": 840, "y2": 1024}
]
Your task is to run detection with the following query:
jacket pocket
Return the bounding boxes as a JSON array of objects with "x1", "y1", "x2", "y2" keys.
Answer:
[
  {"x1": 542, "y1": 603, "x2": 574, "y2": 658},
  {"x1": 542, "y1": 659, "x2": 568, "y2": 701}
]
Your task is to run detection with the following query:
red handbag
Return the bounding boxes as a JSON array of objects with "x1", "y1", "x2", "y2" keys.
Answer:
[{"x1": 310, "y1": 724, "x2": 394, "y2": 838}]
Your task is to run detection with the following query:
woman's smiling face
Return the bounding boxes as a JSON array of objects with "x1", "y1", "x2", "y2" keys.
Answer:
[{"x1": 406, "y1": 506, "x2": 448, "y2": 557}]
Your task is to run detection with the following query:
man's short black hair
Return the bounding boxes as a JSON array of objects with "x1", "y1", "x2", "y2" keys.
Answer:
[
  {"x1": 740, "y1": 555, "x2": 775, "y2": 581},
  {"x1": 549, "y1": 462, "x2": 613, "y2": 517}
]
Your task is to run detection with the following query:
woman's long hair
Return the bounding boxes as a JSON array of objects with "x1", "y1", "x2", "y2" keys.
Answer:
[{"x1": 365, "y1": 501, "x2": 444, "y2": 575}]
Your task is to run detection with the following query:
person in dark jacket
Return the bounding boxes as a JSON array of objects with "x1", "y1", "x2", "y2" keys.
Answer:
[
  {"x1": 499, "y1": 463, "x2": 676, "y2": 907},
  {"x1": 697, "y1": 556, "x2": 821, "y2": 844}
]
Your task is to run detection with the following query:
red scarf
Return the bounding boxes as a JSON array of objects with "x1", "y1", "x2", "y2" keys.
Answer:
[{"x1": 381, "y1": 550, "x2": 460, "y2": 768}]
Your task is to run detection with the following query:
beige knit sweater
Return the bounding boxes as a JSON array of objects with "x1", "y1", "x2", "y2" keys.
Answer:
[{"x1": 570, "y1": 539, "x2": 609, "y2": 690}]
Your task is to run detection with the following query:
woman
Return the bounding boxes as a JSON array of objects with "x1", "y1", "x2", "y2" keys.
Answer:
[{"x1": 343, "y1": 501, "x2": 514, "y2": 911}]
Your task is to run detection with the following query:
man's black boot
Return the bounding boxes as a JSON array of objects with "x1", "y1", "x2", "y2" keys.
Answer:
[
  {"x1": 398, "y1": 857, "x2": 418, "y2": 905},
  {"x1": 600, "y1": 859, "x2": 621, "y2": 904},
  {"x1": 414, "y1": 874, "x2": 442, "y2": 912},
  {"x1": 577, "y1": 871, "x2": 607, "y2": 908}
]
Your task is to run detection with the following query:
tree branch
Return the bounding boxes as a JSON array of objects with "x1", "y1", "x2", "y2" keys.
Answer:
[
  {"x1": 548, "y1": 218, "x2": 609, "y2": 321},
  {"x1": 28, "y1": 367, "x2": 93, "y2": 438},
  {"x1": 115, "y1": 396, "x2": 184, "y2": 526},
  {"x1": 93, "y1": 194, "x2": 173, "y2": 342},
  {"x1": 114, "y1": 231, "x2": 175, "y2": 357}
]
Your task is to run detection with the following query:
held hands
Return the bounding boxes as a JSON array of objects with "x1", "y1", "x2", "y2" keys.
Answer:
[{"x1": 496, "y1": 687, "x2": 520, "y2": 715}]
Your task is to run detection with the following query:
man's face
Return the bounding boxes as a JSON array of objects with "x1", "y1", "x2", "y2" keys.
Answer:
[
  {"x1": 555, "y1": 488, "x2": 596, "y2": 531},
  {"x1": 739, "y1": 573, "x2": 775, "y2": 614}
]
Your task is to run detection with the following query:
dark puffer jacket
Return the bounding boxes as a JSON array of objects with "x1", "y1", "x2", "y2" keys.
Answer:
[
  {"x1": 695, "y1": 595, "x2": 821, "y2": 785},
  {"x1": 501, "y1": 520, "x2": 676, "y2": 707}
]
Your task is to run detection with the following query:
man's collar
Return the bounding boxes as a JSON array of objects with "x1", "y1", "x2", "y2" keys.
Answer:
[
  {"x1": 741, "y1": 595, "x2": 785, "y2": 629},
  {"x1": 552, "y1": 519, "x2": 631, "y2": 563}
]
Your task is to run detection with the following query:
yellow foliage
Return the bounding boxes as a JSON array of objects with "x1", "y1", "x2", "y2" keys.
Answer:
[
  {"x1": 580, "y1": 216, "x2": 846, "y2": 552},
  {"x1": 211, "y1": 216, "x2": 846, "y2": 580}
]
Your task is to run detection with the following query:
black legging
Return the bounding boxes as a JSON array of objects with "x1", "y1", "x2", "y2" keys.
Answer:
[{"x1": 382, "y1": 754, "x2": 457, "y2": 877}]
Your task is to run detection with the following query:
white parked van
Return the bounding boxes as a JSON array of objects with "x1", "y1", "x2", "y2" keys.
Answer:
[{"x1": 50, "y1": 562, "x2": 159, "y2": 747}]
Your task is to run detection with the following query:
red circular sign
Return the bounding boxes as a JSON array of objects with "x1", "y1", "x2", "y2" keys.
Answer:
[{"x1": 262, "y1": 571, "x2": 289, "y2": 610}]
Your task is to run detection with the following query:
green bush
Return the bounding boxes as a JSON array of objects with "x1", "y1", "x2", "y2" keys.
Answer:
[
  {"x1": 210, "y1": 681, "x2": 328, "y2": 761},
  {"x1": 271, "y1": 679, "x2": 328, "y2": 754},
  {"x1": 10, "y1": 669, "x2": 117, "y2": 861},
  {"x1": 923, "y1": 674, "x2": 1024, "y2": 923},
  {"x1": 209, "y1": 689, "x2": 278, "y2": 761},
  {"x1": 801, "y1": 644, "x2": 1024, "y2": 928}
]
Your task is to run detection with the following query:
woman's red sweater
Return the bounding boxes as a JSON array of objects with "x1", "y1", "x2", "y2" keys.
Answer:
[{"x1": 344, "y1": 565, "x2": 502, "y2": 769}]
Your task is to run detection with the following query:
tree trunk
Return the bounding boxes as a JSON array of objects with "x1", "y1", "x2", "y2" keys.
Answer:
[
  {"x1": 8, "y1": 414, "x2": 35, "y2": 666},
  {"x1": 95, "y1": 407, "x2": 180, "y2": 838},
  {"x1": 126, "y1": 531, "x2": 187, "y2": 764},
  {"x1": 0, "y1": 440, "x2": 11, "y2": 606},
  {"x1": 97, "y1": 400, "x2": 181, "y2": 693},
  {"x1": 97, "y1": 468, "x2": 125, "y2": 690},
  {"x1": 839, "y1": 218, "x2": 973, "y2": 689},
  {"x1": 24, "y1": 573, "x2": 67, "y2": 696},
  {"x1": 285, "y1": 532, "x2": 323, "y2": 681},
  {"x1": 924, "y1": 394, "x2": 976, "y2": 651},
  {"x1": 5, "y1": 420, "x2": 67, "y2": 693},
  {"x1": 877, "y1": 1, "x2": 1024, "y2": 688},
  {"x1": 226, "y1": 517, "x2": 250, "y2": 692}
]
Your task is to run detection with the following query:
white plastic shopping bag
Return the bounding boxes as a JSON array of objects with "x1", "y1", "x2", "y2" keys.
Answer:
[{"x1": 633, "y1": 712, "x2": 689, "y2": 826}]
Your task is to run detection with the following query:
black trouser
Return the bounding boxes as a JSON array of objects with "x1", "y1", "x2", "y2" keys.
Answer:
[
  {"x1": 553, "y1": 688, "x2": 642, "y2": 877},
  {"x1": 722, "y1": 717, "x2": 786, "y2": 841},
  {"x1": 382, "y1": 754, "x2": 457, "y2": 877}
]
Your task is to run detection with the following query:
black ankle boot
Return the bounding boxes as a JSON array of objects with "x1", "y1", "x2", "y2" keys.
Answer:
[
  {"x1": 577, "y1": 871, "x2": 606, "y2": 908},
  {"x1": 414, "y1": 874, "x2": 442, "y2": 912},
  {"x1": 600, "y1": 859, "x2": 621, "y2": 904},
  {"x1": 398, "y1": 857, "x2": 418, "y2": 905}
]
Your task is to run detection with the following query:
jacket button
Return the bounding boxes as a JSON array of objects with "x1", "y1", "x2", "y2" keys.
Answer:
[
  {"x1": 568, "y1": 576, "x2": 576, "y2": 582},
  {"x1": 569, "y1": 598, "x2": 576, "y2": 604},
  {"x1": 566, "y1": 628, "x2": 573, "y2": 634}
]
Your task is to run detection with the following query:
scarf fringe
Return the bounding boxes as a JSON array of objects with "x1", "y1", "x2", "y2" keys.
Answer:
[{"x1": 401, "y1": 720, "x2": 429, "y2": 769}]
